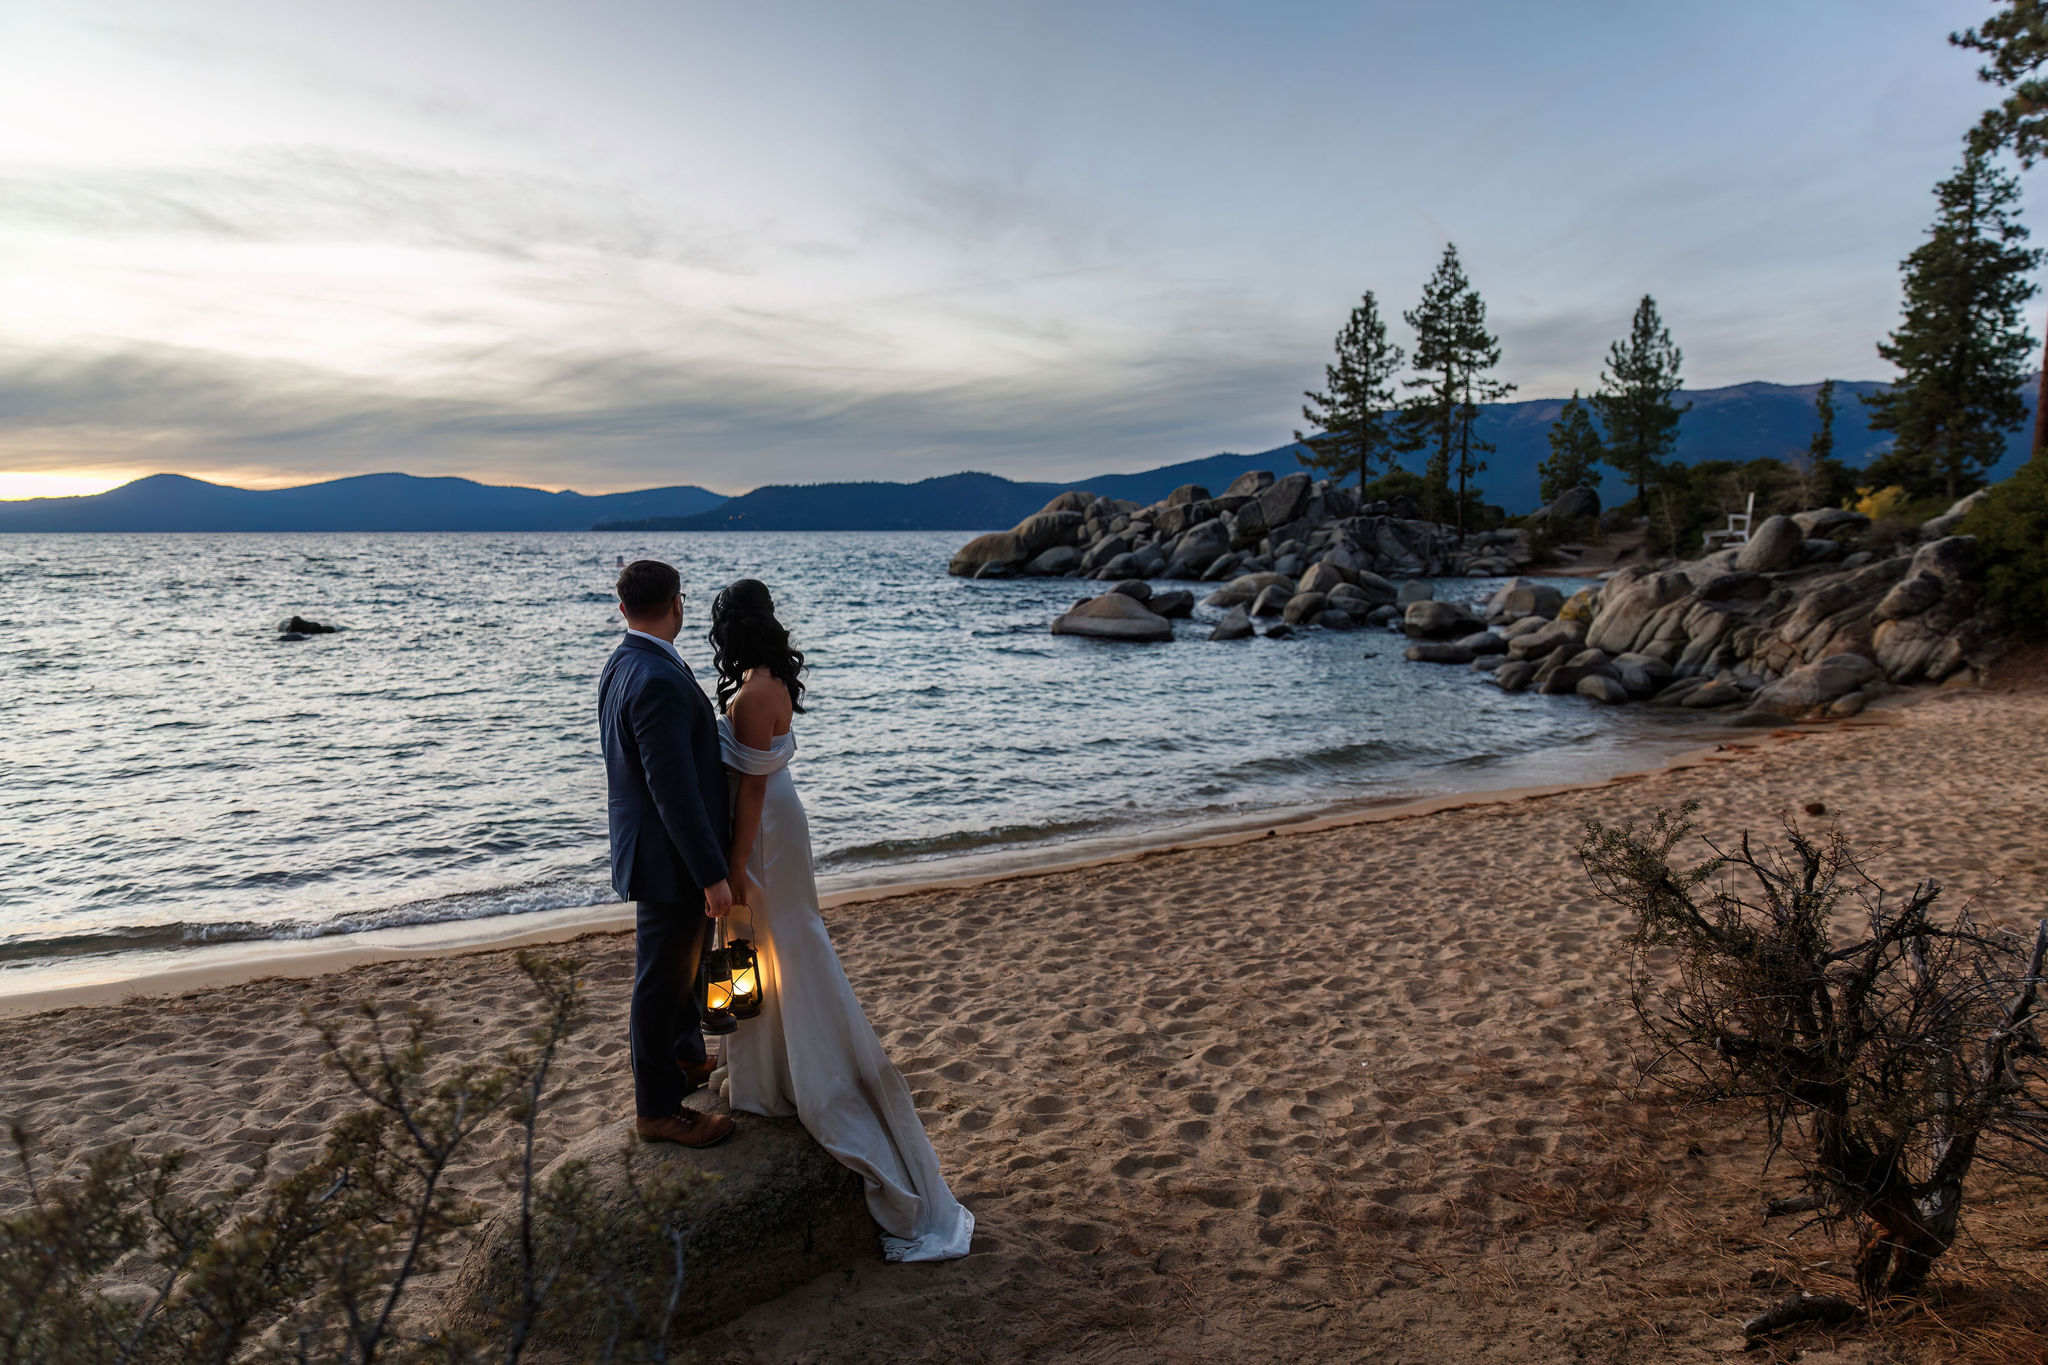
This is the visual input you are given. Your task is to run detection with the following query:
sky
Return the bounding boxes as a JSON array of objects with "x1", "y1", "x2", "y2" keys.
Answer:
[{"x1": 0, "y1": 0, "x2": 2034, "y2": 498}]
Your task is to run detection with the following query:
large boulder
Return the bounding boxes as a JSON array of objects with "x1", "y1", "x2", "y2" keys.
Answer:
[
  {"x1": 1484, "y1": 577, "x2": 1564, "y2": 623},
  {"x1": 1735, "y1": 515, "x2": 1804, "y2": 573},
  {"x1": 1748, "y1": 653, "x2": 1883, "y2": 718},
  {"x1": 1403, "y1": 599, "x2": 1481, "y2": 639},
  {"x1": 1920, "y1": 489, "x2": 1992, "y2": 540},
  {"x1": 451, "y1": 1102, "x2": 874, "y2": 1348},
  {"x1": 1250, "y1": 584, "x2": 1292, "y2": 617},
  {"x1": 1051, "y1": 594, "x2": 1174, "y2": 641},
  {"x1": 1585, "y1": 568, "x2": 1694, "y2": 655},
  {"x1": 948, "y1": 532, "x2": 1029, "y2": 576},
  {"x1": 1548, "y1": 485, "x2": 1601, "y2": 523},
  {"x1": 1205, "y1": 572, "x2": 1295, "y2": 608},
  {"x1": 1281, "y1": 591, "x2": 1329, "y2": 625},
  {"x1": 1506, "y1": 617, "x2": 1589, "y2": 659},
  {"x1": 1165, "y1": 519, "x2": 1231, "y2": 577},
  {"x1": 1149, "y1": 589, "x2": 1195, "y2": 618},
  {"x1": 1022, "y1": 545, "x2": 1081, "y2": 576},
  {"x1": 1165, "y1": 483, "x2": 1212, "y2": 507},
  {"x1": 1209, "y1": 606, "x2": 1254, "y2": 641},
  {"x1": 1792, "y1": 507, "x2": 1870, "y2": 539},
  {"x1": 1257, "y1": 472, "x2": 1314, "y2": 529},
  {"x1": 1296, "y1": 562, "x2": 1350, "y2": 596},
  {"x1": 1222, "y1": 470, "x2": 1276, "y2": 500},
  {"x1": 1011, "y1": 510, "x2": 1086, "y2": 553},
  {"x1": 1396, "y1": 579, "x2": 1435, "y2": 606}
]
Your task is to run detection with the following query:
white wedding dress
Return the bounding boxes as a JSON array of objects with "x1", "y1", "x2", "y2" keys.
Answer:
[{"x1": 715, "y1": 715, "x2": 974, "y2": 1262}]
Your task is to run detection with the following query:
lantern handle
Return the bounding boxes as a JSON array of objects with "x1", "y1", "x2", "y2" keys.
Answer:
[{"x1": 728, "y1": 899, "x2": 755, "y2": 942}]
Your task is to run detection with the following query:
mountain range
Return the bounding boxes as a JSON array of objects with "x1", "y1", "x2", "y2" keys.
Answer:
[{"x1": 1, "y1": 379, "x2": 2034, "y2": 533}]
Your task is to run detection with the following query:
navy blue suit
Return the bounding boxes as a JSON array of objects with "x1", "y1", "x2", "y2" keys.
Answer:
[{"x1": 599, "y1": 633, "x2": 731, "y2": 1116}]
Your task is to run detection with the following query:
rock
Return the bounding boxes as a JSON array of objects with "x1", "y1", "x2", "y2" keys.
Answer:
[
  {"x1": 1023, "y1": 545, "x2": 1081, "y2": 576},
  {"x1": 1110, "y1": 579, "x2": 1153, "y2": 602},
  {"x1": 1825, "y1": 690, "x2": 1869, "y2": 718},
  {"x1": 1051, "y1": 594, "x2": 1174, "y2": 642},
  {"x1": 451, "y1": 1102, "x2": 874, "y2": 1349},
  {"x1": 1200, "y1": 553, "x2": 1242, "y2": 582},
  {"x1": 1262, "y1": 623, "x2": 1296, "y2": 640},
  {"x1": 1491, "y1": 659, "x2": 1537, "y2": 692},
  {"x1": 279, "y1": 615, "x2": 336, "y2": 635},
  {"x1": 1800, "y1": 538, "x2": 1845, "y2": 564},
  {"x1": 949, "y1": 532, "x2": 1030, "y2": 577},
  {"x1": 1548, "y1": 485, "x2": 1601, "y2": 523},
  {"x1": 1273, "y1": 552, "x2": 1305, "y2": 578},
  {"x1": 1695, "y1": 571, "x2": 1770, "y2": 603},
  {"x1": 1011, "y1": 510, "x2": 1086, "y2": 553},
  {"x1": 1455, "y1": 631, "x2": 1508, "y2": 655},
  {"x1": 1282, "y1": 591, "x2": 1330, "y2": 625},
  {"x1": 1165, "y1": 483, "x2": 1212, "y2": 507},
  {"x1": 1586, "y1": 569, "x2": 1694, "y2": 655},
  {"x1": 1484, "y1": 578, "x2": 1564, "y2": 623},
  {"x1": 1506, "y1": 618, "x2": 1589, "y2": 659},
  {"x1": 1793, "y1": 507, "x2": 1870, "y2": 539},
  {"x1": 1403, "y1": 599, "x2": 1479, "y2": 639},
  {"x1": 1396, "y1": 579, "x2": 1436, "y2": 606},
  {"x1": 1297, "y1": 562, "x2": 1350, "y2": 596},
  {"x1": 1155, "y1": 499, "x2": 1216, "y2": 538},
  {"x1": 1204, "y1": 572, "x2": 1295, "y2": 608},
  {"x1": 1165, "y1": 519, "x2": 1231, "y2": 577},
  {"x1": 1365, "y1": 604, "x2": 1399, "y2": 625},
  {"x1": 1500, "y1": 614, "x2": 1552, "y2": 641},
  {"x1": 1912, "y1": 534, "x2": 1982, "y2": 582},
  {"x1": 1257, "y1": 472, "x2": 1314, "y2": 528},
  {"x1": 1405, "y1": 642, "x2": 1476, "y2": 665},
  {"x1": 1576, "y1": 674, "x2": 1629, "y2": 704},
  {"x1": 1682, "y1": 678, "x2": 1747, "y2": 708},
  {"x1": 974, "y1": 561, "x2": 1012, "y2": 579},
  {"x1": 1876, "y1": 571, "x2": 1943, "y2": 621},
  {"x1": 1920, "y1": 489, "x2": 1992, "y2": 540},
  {"x1": 1349, "y1": 571, "x2": 1399, "y2": 606},
  {"x1": 1317, "y1": 609, "x2": 1357, "y2": 630},
  {"x1": 1209, "y1": 606, "x2": 1254, "y2": 641},
  {"x1": 1093, "y1": 552, "x2": 1141, "y2": 581},
  {"x1": 1250, "y1": 585, "x2": 1292, "y2": 617},
  {"x1": 1735, "y1": 515, "x2": 1803, "y2": 573},
  {"x1": 1222, "y1": 470, "x2": 1275, "y2": 500},
  {"x1": 1149, "y1": 589, "x2": 1194, "y2": 618}
]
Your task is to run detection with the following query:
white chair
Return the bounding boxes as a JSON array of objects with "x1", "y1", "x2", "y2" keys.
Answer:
[{"x1": 1702, "y1": 492, "x2": 1755, "y2": 551}]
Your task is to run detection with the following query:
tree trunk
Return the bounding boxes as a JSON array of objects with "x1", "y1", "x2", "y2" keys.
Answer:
[{"x1": 1856, "y1": 1182, "x2": 1961, "y2": 1298}]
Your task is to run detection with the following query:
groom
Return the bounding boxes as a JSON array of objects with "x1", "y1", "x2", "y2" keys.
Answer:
[{"x1": 599, "y1": 559, "x2": 736, "y2": 1148}]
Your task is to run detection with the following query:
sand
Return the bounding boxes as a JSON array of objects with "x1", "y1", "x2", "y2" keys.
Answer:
[{"x1": 4, "y1": 687, "x2": 2047, "y2": 1363}]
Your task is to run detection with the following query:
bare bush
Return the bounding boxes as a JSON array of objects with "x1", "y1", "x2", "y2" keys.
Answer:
[
  {"x1": 0, "y1": 952, "x2": 707, "y2": 1364},
  {"x1": 1578, "y1": 803, "x2": 2047, "y2": 1332}
]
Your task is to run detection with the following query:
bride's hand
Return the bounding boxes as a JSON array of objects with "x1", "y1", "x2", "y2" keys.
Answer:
[{"x1": 729, "y1": 871, "x2": 759, "y2": 912}]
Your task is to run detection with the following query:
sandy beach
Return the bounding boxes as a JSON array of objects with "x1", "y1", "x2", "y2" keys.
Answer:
[{"x1": 5, "y1": 685, "x2": 2046, "y2": 1363}]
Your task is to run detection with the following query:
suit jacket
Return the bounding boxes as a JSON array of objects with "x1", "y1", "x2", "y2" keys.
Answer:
[{"x1": 599, "y1": 634, "x2": 731, "y2": 902}]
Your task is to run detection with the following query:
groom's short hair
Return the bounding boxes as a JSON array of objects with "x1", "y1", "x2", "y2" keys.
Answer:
[{"x1": 616, "y1": 560, "x2": 681, "y2": 618}]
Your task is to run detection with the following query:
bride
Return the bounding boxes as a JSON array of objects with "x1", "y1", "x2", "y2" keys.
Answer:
[{"x1": 704, "y1": 578, "x2": 974, "y2": 1263}]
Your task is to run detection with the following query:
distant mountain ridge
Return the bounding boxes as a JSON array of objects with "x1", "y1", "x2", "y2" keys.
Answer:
[
  {"x1": 0, "y1": 472, "x2": 728, "y2": 533},
  {"x1": 3, "y1": 378, "x2": 2034, "y2": 533}
]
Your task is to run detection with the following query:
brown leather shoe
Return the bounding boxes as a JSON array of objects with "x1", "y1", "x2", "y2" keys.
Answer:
[{"x1": 635, "y1": 1110, "x2": 734, "y2": 1148}]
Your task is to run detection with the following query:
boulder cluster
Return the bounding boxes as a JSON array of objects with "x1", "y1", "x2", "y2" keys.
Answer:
[
  {"x1": 950, "y1": 470, "x2": 1535, "y2": 587},
  {"x1": 1404, "y1": 507, "x2": 1998, "y2": 720}
]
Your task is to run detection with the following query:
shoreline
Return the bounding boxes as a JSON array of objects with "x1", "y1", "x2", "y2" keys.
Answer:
[{"x1": 0, "y1": 712, "x2": 1856, "y2": 1019}]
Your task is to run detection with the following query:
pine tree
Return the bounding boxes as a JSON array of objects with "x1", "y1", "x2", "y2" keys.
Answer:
[
  {"x1": 1396, "y1": 244, "x2": 1512, "y2": 532},
  {"x1": 1592, "y1": 295, "x2": 1690, "y2": 513},
  {"x1": 1296, "y1": 292, "x2": 1405, "y2": 485},
  {"x1": 1794, "y1": 379, "x2": 1856, "y2": 507},
  {"x1": 1537, "y1": 391, "x2": 1604, "y2": 504},
  {"x1": 1862, "y1": 148, "x2": 2042, "y2": 501},
  {"x1": 1397, "y1": 247, "x2": 1467, "y2": 523},
  {"x1": 1952, "y1": 4, "x2": 2048, "y2": 458}
]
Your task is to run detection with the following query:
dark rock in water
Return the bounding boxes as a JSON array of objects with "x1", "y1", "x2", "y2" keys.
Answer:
[
  {"x1": 948, "y1": 531, "x2": 1030, "y2": 577},
  {"x1": 278, "y1": 632, "x2": 310, "y2": 642},
  {"x1": 1051, "y1": 594, "x2": 1174, "y2": 642},
  {"x1": 1491, "y1": 659, "x2": 1536, "y2": 692},
  {"x1": 450, "y1": 1098, "x2": 874, "y2": 1350},
  {"x1": 1249, "y1": 584, "x2": 1291, "y2": 617},
  {"x1": 1109, "y1": 579, "x2": 1153, "y2": 601},
  {"x1": 1262, "y1": 623, "x2": 1296, "y2": 639},
  {"x1": 279, "y1": 616, "x2": 336, "y2": 636},
  {"x1": 1148, "y1": 589, "x2": 1195, "y2": 619},
  {"x1": 1024, "y1": 545, "x2": 1081, "y2": 576},
  {"x1": 1576, "y1": 673, "x2": 1629, "y2": 705},
  {"x1": 1209, "y1": 606, "x2": 1254, "y2": 641},
  {"x1": 1316, "y1": 608, "x2": 1357, "y2": 631},
  {"x1": 1405, "y1": 641, "x2": 1475, "y2": 665}
]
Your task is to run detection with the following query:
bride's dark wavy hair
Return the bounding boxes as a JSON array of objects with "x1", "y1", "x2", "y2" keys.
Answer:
[{"x1": 707, "y1": 578, "x2": 807, "y2": 715}]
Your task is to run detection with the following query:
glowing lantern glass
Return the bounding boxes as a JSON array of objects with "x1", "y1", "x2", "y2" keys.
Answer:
[
  {"x1": 698, "y1": 911, "x2": 763, "y2": 1035},
  {"x1": 726, "y1": 930, "x2": 763, "y2": 1021}
]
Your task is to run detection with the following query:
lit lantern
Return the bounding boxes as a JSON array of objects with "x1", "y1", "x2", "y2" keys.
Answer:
[
  {"x1": 699, "y1": 935, "x2": 738, "y2": 1037},
  {"x1": 726, "y1": 925, "x2": 763, "y2": 1021}
]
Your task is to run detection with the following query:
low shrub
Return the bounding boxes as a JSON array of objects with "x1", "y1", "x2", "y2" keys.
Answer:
[{"x1": 1961, "y1": 456, "x2": 2048, "y2": 639}]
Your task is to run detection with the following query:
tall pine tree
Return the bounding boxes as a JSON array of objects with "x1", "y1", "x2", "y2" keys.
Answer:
[
  {"x1": 1396, "y1": 244, "x2": 1512, "y2": 532},
  {"x1": 1794, "y1": 379, "x2": 1855, "y2": 508},
  {"x1": 1296, "y1": 292, "x2": 1405, "y2": 485},
  {"x1": 1537, "y1": 391, "x2": 1604, "y2": 504},
  {"x1": 1862, "y1": 147, "x2": 2042, "y2": 501},
  {"x1": 1592, "y1": 295, "x2": 1689, "y2": 513}
]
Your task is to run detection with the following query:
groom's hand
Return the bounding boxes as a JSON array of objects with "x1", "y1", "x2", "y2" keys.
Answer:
[{"x1": 703, "y1": 879, "x2": 733, "y2": 918}]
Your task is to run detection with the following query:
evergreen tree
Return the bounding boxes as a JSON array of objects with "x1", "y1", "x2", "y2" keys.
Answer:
[
  {"x1": 1396, "y1": 244, "x2": 1513, "y2": 533},
  {"x1": 1295, "y1": 292, "x2": 1405, "y2": 485},
  {"x1": 1794, "y1": 379, "x2": 1856, "y2": 507},
  {"x1": 1592, "y1": 295, "x2": 1690, "y2": 513},
  {"x1": 1537, "y1": 391, "x2": 1604, "y2": 504},
  {"x1": 1862, "y1": 148, "x2": 2042, "y2": 501}
]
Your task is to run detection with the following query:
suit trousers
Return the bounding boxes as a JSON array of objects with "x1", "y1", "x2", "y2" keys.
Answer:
[{"x1": 631, "y1": 900, "x2": 713, "y2": 1117}]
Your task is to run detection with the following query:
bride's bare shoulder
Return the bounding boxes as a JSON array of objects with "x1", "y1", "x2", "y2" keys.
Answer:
[{"x1": 730, "y1": 669, "x2": 794, "y2": 739}]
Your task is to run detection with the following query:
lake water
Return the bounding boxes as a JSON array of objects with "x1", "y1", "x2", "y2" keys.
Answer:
[{"x1": 0, "y1": 532, "x2": 1710, "y2": 984}]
